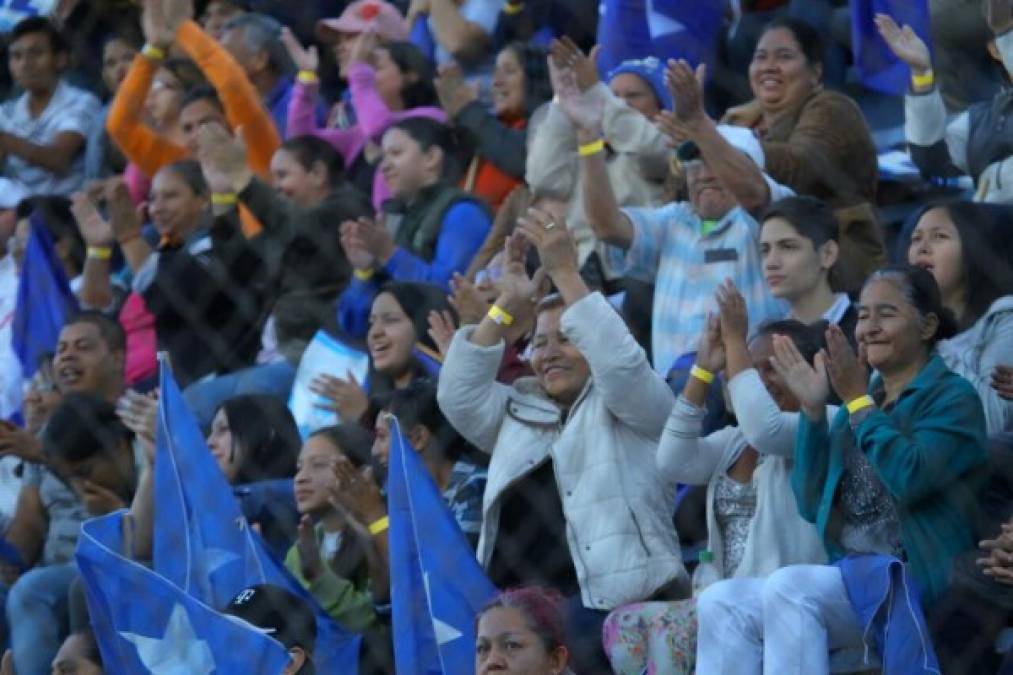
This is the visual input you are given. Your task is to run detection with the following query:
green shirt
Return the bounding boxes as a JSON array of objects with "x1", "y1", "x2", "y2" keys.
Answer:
[{"x1": 791, "y1": 355, "x2": 989, "y2": 605}]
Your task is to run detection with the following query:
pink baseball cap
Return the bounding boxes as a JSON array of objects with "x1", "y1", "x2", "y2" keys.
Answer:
[{"x1": 316, "y1": 1, "x2": 409, "y2": 42}]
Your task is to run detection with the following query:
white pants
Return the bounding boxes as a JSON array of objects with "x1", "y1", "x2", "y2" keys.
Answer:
[{"x1": 695, "y1": 565, "x2": 867, "y2": 675}]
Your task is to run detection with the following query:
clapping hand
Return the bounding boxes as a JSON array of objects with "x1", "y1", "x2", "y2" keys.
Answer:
[
  {"x1": 715, "y1": 279, "x2": 748, "y2": 348},
  {"x1": 665, "y1": 58, "x2": 708, "y2": 127},
  {"x1": 824, "y1": 325, "x2": 869, "y2": 404},
  {"x1": 71, "y1": 192, "x2": 114, "y2": 248},
  {"x1": 117, "y1": 389, "x2": 159, "y2": 465},
  {"x1": 874, "y1": 14, "x2": 931, "y2": 74},
  {"x1": 549, "y1": 45, "x2": 604, "y2": 133},
  {"x1": 770, "y1": 333, "x2": 830, "y2": 420},
  {"x1": 310, "y1": 371, "x2": 369, "y2": 423},
  {"x1": 979, "y1": 520, "x2": 1013, "y2": 585},
  {"x1": 992, "y1": 365, "x2": 1013, "y2": 401},
  {"x1": 329, "y1": 456, "x2": 385, "y2": 537},
  {"x1": 105, "y1": 178, "x2": 144, "y2": 245},
  {"x1": 426, "y1": 309, "x2": 457, "y2": 358},
  {"x1": 343, "y1": 216, "x2": 395, "y2": 265},
  {"x1": 196, "y1": 123, "x2": 252, "y2": 195},
  {"x1": 339, "y1": 219, "x2": 377, "y2": 271},
  {"x1": 0, "y1": 421, "x2": 45, "y2": 465},
  {"x1": 550, "y1": 37, "x2": 601, "y2": 91},
  {"x1": 296, "y1": 514, "x2": 325, "y2": 582},
  {"x1": 695, "y1": 313, "x2": 725, "y2": 374},
  {"x1": 515, "y1": 207, "x2": 579, "y2": 281}
]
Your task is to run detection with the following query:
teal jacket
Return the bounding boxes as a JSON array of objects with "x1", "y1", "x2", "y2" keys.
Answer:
[{"x1": 792, "y1": 355, "x2": 989, "y2": 605}]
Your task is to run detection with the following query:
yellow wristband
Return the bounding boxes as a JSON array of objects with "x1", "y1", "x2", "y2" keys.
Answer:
[
  {"x1": 690, "y1": 364, "x2": 715, "y2": 384},
  {"x1": 578, "y1": 138, "x2": 605, "y2": 157},
  {"x1": 487, "y1": 305, "x2": 514, "y2": 326},
  {"x1": 368, "y1": 515, "x2": 389, "y2": 535},
  {"x1": 503, "y1": 1, "x2": 524, "y2": 15},
  {"x1": 211, "y1": 192, "x2": 238, "y2": 206},
  {"x1": 86, "y1": 246, "x2": 113, "y2": 260},
  {"x1": 141, "y1": 43, "x2": 166, "y2": 61},
  {"x1": 911, "y1": 69, "x2": 934, "y2": 90},
  {"x1": 846, "y1": 395, "x2": 875, "y2": 415},
  {"x1": 297, "y1": 70, "x2": 319, "y2": 84},
  {"x1": 353, "y1": 268, "x2": 375, "y2": 281}
]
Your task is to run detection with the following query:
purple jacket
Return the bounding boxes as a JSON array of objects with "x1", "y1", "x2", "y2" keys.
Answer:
[{"x1": 286, "y1": 61, "x2": 446, "y2": 213}]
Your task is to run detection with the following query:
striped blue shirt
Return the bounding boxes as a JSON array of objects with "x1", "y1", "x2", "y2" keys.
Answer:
[{"x1": 609, "y1": 202, "x2": 787, "y2": 374}]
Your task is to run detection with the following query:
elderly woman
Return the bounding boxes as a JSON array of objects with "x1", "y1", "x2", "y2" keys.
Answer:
[
  {"x1": 437, "y1": 208, "x2": 687, "y2": 672},
  {"x1": 723, "y1": 17, "x2": 884, "y2": 293}
]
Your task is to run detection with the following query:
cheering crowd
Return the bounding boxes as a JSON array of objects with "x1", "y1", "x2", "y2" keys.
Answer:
[{"x1": 0, "y1": 0, "x2": 1010, "y2": 672}]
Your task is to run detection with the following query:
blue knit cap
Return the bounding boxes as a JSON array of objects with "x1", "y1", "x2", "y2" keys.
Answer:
[{"x1": 606, "y1": 56, "x2": 672, "y2": 110}]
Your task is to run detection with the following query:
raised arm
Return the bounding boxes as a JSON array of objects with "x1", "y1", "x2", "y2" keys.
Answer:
[
  {"x1": 173, "y1": 5, "x2": 280, "y2": 175},
  {"x1": 657, "y1": 313, "x2": 735, "y2": 483},
  {"x1": 665, "y1": 59, "x2": 774, "y2": 215},
  {"x1": 516, "y1": 208, "x2": 674, "y2": 437},
  {"x1": 426, "y1": 0, "x2": 495, "y2": 65},
  {"x1": 550, "y1": 59, "x2": 635, "y2": 248},
  {"x1": 438, "y1": 235, "x2": 538, "y2": 451}
]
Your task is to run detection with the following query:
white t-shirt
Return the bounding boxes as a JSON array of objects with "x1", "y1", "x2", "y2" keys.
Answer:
[
  {"x1": 0, "y1": 253, "x2": 21, "y2": 421},
  {"x1": 0, "y1": 80, "x2": 100, "y2": 196}
]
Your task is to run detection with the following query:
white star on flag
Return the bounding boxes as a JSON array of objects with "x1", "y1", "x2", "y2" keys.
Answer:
[
  {"x1": 423, "y1": 572, "x2": 464, "y2": 646},
  {"x1": 119, "y1": 603, "x2": 216, "y2": 675},
  {"x1": 646, "y1": 0, "x2": 686, "y2": 39}
]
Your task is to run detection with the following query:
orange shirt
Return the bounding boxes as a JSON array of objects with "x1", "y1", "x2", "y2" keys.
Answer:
[{"x1": 106, "y1": 20, "x2": 281, "y2": 235}]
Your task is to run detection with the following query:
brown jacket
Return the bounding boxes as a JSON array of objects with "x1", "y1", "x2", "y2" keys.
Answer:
[{"x1": 723, "y1": 89, "x2": 885, "y2": 293}]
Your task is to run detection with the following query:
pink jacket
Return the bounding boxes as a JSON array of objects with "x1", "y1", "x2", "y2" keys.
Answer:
[{"x1": 287, "y1": 61, "x2": 446, "y2": 213}]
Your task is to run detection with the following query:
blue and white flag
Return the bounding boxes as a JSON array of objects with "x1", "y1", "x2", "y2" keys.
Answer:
[
  {"x1": 12, "y1": 214, "x2": 78, "y2": 379},
  {"x1": 851, "y1": 0, "x2": 932, "y2": 94},
  {"x1": 597, "y1": 0, "x2": 723, "y2": 75},
  {"x1": 152, "y1": 356, "x2": 362, "y2": 672},
  {"x1": 388, "y1": 420, "x2": 497, "y2": 674},
  {"x1": 76, "y1": 510, "x2": 293, "y2": 674}
]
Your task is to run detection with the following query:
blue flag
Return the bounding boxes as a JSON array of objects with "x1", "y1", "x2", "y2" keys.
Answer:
[
  {"x1": 152, "y1": 356, "x2": 361, "y2": 671},
  {"x1": 12, "y1": 214, "x2": 78, "y2": 378},
  {"x1": 76, "y1": 510, "x2": 292, "y2": 674},
  {"x1": 597, "y1": 0, "x2": 723, "y2": 75},
  {"x1": 851, "y1": 0, "x2": 932, "y2": 94},
  {"x1": 388, "y1": 420, "x2": 497, "y2": 674}
]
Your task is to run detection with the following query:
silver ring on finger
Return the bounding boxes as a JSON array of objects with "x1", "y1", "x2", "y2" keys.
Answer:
[{"x1": 544, "y1": 221, "x2": 557, "y2": 231}]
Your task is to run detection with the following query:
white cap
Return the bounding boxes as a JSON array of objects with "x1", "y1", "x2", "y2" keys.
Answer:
[{"x1": 715, "y1": 124, "x2": 765, "y2": 169}]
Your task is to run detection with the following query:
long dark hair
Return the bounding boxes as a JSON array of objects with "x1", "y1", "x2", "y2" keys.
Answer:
[
  {"x1": 382, "y1": 41, "x2": 438, "y2": 109},
  {"x1": 368, "y1": 282, "x2": 454, "y2": 399},
  {"x1": 220, "y1": 394, "x2": 301, "y2": 483},
  {"x1": 500, "y1": 42, "x2": 551, "y2": 117},
  {"x1": 919, "y1": 203, "x2": 1013, "y2": 329},
  {"x1": 307, "y1": 424, "x2": 374, "y2": 468},
  {"x1": 389, "y1": 117, "x2": 471, "y2": 184}
]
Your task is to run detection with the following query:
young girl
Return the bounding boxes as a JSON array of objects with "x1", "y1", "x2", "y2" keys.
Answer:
[{"x1": 907, "y1": 201, "x2": 1013, "y2": 434}]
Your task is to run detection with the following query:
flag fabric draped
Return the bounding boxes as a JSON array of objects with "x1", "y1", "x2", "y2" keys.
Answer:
[
  {"x1": 12, "y1": 214, "x2": 78, "y2": 378},
  {"x1": 851, "y1": 0, "x2": 933, "y2": 94},
  {"x1": 76, "y1": 511, "x2": 292, "y2": 674},
  {"x1": 152, "y1": 357, "x2": 362, "y2": 672},
  {"x1": 596, "y1": 0, "x2": 723, "y2": 75},
  {"x1": 388, "y1": 420, "x2": 497, "y2": 674},
  {"x1": 76, "y1": 356, "x2": 362, "y2": 673}
]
